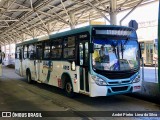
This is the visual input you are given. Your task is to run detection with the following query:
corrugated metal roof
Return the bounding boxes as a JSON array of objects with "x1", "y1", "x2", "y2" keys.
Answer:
[{"x1": 0, "y1": 0, "x2": 157, "y2": 44}]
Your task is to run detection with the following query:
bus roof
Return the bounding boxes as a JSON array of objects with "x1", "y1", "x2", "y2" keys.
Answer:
[
  {"x1": 16, "y1": 25, "x2": 135, "y2": 46},
  {"x1": 16, "y1": 39, "x2": 38, "y2": 47},
  {"x1": 49, "y1": 25, "x2": 135, "y2": 39}
]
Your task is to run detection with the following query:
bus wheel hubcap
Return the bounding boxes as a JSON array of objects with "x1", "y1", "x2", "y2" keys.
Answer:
[{"x1": 66, "y1": 83, "x2": 72, "y2": 93}]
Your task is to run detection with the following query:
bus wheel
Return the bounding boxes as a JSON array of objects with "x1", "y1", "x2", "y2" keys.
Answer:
[
  {"x1": 26, "y1": 71, "x2": 32, "y2": 84},
  {"x1": 65, "y1": 80, "x2": 74, "y2": 97}
]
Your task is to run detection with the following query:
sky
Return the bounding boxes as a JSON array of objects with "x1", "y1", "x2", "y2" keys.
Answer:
[
  {"x1": 117, "y1": 1, "x2": 158, "y2": 41},
  {"x1": 73, "y1": 1, "x2": 159, "y2": 41},
  {"x1": 117, "y1": 1, "x2": 158, "y2": 24},
  {"x1": 44, "y1": 1, "x2": 159, "y2": 41}
]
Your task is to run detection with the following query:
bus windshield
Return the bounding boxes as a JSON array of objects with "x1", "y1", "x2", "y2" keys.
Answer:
[{"x1": 92, "y1": 39, "x2": 139, "y2": 71}]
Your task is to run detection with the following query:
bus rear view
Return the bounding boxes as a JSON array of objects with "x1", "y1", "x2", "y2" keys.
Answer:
[{"x1": 90, "y1": 26, "x2": 141, "y2": 97}]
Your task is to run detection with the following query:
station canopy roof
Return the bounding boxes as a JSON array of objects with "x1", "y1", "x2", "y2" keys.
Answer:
[{"x1": 0, "y1": 0, "x2": 157, "y2": 44}]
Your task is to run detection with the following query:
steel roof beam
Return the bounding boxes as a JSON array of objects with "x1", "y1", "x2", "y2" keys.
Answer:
[
  {"x1": 37, "y1": 10, "x2": 69, "y2": 25},
  {"x1": 86, "y1": 0, "x2": 110, "y2": 23},
  {"x1": 7, "y1": 9, "x2": 32, "y2": 12},
  {"x1": 5, "y1": 34, "x2": 16, "y2": 43},
  {"x1": 0, "y1": 20, "x2": 19, "y2": 22},
  {"x1": 35, "y1": 12, "x2": 50, "y2": 34},
  {"x1": 117, "y1": 0, "x2": 129, "y2": 11},
  {"x1": 1, "y1": 0, "x2": 54, "y2": 34},
  {"x1": 0, "y1": 37, "x2": 10, "y2": 44},
  {"x1": 120, "y1": 0, "x2": 144, "y2": 25},
  {"x1": 0, "y1": 0, "x2": 157, "y2": 44},
  {"x1": 0, "y1": 26, "x2": 9, "y2": 28},
  {"x1": 13, "y1": 2, "x2": 30, "y2": 8},
  {"x1": 61, "y1": 0, "x2": 75, "y2": 28}
]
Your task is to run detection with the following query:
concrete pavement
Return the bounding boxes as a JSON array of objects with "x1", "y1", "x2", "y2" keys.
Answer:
[{"x1": 0, "y1": 66, "x2": 159, "y2": 120}]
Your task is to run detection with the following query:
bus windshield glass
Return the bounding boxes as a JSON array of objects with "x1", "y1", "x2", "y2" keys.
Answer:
[{"x1": 92, "y1": 39, "x2": 139, "y2": 71}]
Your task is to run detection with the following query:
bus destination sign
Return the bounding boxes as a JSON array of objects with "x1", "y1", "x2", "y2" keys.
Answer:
[{"x1": 95, "y1": 30, "x2": 132, "y2": 36}]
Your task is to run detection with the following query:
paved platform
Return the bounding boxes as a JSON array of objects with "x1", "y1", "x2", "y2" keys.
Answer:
[
  {"x1": 140, "y1": 67, "x2": 158, "y2": 83},
  {"x1": 0, "y1": 67, "x2": 160, "y2": 120},
  {"x1": 135, "y1": 67, "x2": 160, "y2": 104}
]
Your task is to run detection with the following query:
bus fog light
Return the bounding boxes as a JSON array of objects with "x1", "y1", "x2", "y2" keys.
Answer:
[
  {"x1": 91, "y1": 75, "x2": 107, "y2": 86},
  {"x1": 134, "y1": 86, "x2": 141, "y2": 90}
]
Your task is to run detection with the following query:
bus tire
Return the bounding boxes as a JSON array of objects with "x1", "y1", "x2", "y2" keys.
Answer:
[
  {"x1": 64, "y1": 80, "x2": 74, "y2": 98},
  {"x1": 26, "y1": 71, "x2": 32, "y2": 84}
]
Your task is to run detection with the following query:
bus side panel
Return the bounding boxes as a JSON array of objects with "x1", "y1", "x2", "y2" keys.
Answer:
[
  {"x1": 49, "y1": 61, "x2": 62, "y2": 87},
  {"x1": 60, "y1": 61, "x2": 79, "y2": 93},
  {"x1": 28, "y1": 60, "x2": 36, "y2": 80},
  {"x1": 37, "y1": 61, "x2": 43, "y2": 81},
  {"x1": 39, "y1": 60, "x2": 53, "y2": 83},
  {"x1": 22, "y1": 59, "x2": 28, "y2": 77},
  {"x1": 42, "y1": 61, "x2": 80, "y2": 93},
  {"x1": 15, "y1": 59, "x2": 23, "y2": 76}
]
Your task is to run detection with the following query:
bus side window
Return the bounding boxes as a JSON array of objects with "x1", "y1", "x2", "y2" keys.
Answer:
[
  {"x1": 63, "y1": 36, "x2": 75, "y2": 59},
  {"x1": 16, "y1": 46, "x2": 22, "y2": 60},
  {"x1": 44, "y1": 41, "x2": 51, "y2": 59},
  {"x1": 23, "y1": 45, "x2": 28, "y2": 59},
  {"x1": 28, "y1": 44, "x2": 36, "y2": 60},
  {"x1": 84, "y1": 42, "x2": 89, "y2": 65},
  {"x1": 79, "y1": 43, "x2": 83, "y2": 65},
  {"x1": 36, "y1": 42, "x2": 43, "y2": 60},
  {"x1": 51, "y1": 39, "x2": 62, "y2": 59}
]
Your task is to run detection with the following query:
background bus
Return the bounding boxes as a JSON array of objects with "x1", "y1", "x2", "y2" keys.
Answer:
[
  {"x1": 139, "y1": 39, "x2": 158, "y2": 66},
  {"x1": 15, "y1": 25, "x2": 142, "y2": 97}
]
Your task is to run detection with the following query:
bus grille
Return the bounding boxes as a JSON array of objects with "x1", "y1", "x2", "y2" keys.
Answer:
[
  {"x1": 95, "y1": 69, "x2": 138, "y2": 79},
  {"x1": 108, "y1": 80, "x2": 130, "y2": 85},
  {"x1": 111, "y1": 86, "x2": 128, "y2": 92}
]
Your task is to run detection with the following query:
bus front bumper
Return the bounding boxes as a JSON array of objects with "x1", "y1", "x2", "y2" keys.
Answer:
[{"x1": 90, "y1": 82, "x2": 141, "y2": 97}]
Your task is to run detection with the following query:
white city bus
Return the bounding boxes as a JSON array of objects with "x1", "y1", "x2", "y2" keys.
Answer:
[
  {"x1": 139, "y1": 39, "x2": 158, "y2": 66},
  {"x1": 15, "y1": 25, "x2": 142, "y2": 97}
]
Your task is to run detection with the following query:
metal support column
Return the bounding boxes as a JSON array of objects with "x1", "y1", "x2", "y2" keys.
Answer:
[
  {"x1": 110, "y1": 0, "x2": 117, "y2": 25},
  {"x1": 9, "y1": 43, "x2": 11, "y2": 65},
  {"x1": 158, "y1": 1, "x2": 160, "y2": 89},
  {"x1": 69, "y1": 12, "x2": 75, "y2": 29},
  {"x1": 4, "y1": 43, "x2": 6, "y2": 61},
  {"x1": 9, "y1": 43, "x2": 11, "y2": 55}
]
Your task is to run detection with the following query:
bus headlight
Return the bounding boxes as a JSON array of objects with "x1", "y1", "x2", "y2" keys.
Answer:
[
  {"x1": 132, "y1": 75, "x2": 140, "y2": 83},
  {"x1": 91, "y1": 75, "x2": 107, "y2": 86}
]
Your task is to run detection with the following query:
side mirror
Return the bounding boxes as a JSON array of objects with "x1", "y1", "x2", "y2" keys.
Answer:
[
  {"x1": 71, "y1": 61, "x2": 76, "y2": 71},
  {"x1": 139, "y1": 43, "x2": 142, "y2": 59},
  {"x1": 89, "y1": 43, "x2": 94, "y2": 53}
]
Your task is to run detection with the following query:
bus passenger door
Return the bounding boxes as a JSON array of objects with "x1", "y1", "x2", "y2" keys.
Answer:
[
  {"x1": 35, "y1": 43, "x2": 43, "y2": 81},
  {"x1": 20, "y1": 52, "x2": 23, "y2": 76},
  {"x1": 79, "y1": 41, "x2": 89, "y2": 92},
  {"x1": 15, "y1": 48, "x2": 23, "y2": 76}
]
